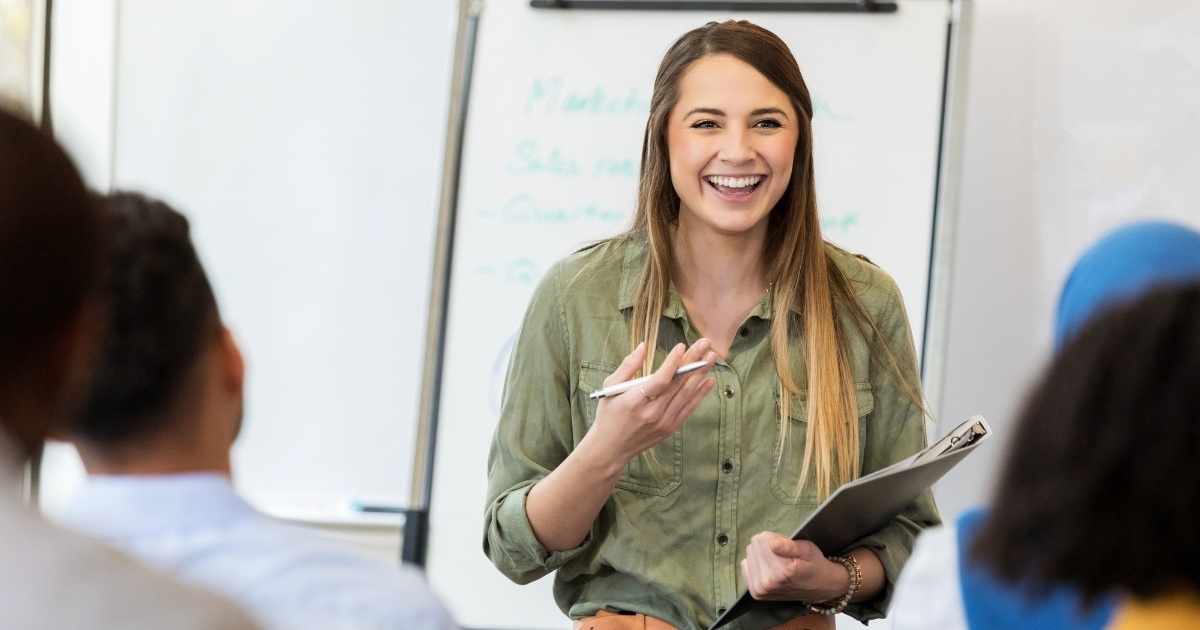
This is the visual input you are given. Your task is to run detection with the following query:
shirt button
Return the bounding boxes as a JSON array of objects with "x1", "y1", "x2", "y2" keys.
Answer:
[
  {"x1": 717, "y1": 534, "x2": 729, "y2": 546},
  {"x1": 724, "y1": 386, "x2": 735, "y2": 398},
  {"x1": 718, "y1": 607, "x2": 727, "y2": 616},
  {"x1": 722, "y1": 460, "x2": 733, "y2": 473},
  {"x1": 738, "y1": 327, "x2": 749, "y2": 338}
]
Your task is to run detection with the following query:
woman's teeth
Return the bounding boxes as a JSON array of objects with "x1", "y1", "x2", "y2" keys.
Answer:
[
  {"x1": 706, "y1": 175, "x2": 763, "y2": 189},
  {"x1": 706, "y1": 175, "x2": 764, "y2": 194}
]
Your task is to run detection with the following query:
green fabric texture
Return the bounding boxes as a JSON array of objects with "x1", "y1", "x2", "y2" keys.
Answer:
[{"x1": 484, "y1": 237, "x2": 940, "y2": 630}]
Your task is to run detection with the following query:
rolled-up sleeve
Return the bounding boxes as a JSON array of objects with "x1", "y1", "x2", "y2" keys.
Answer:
[
  {"x1": 843, "y1": 283, "x2": 941, "y2": 621},
  {"x1": 483, "y1": 263, "x2": 593, "y2": 584},
  {"x1": 485, "y1": 482, "x2": 593, "y2": 584}
]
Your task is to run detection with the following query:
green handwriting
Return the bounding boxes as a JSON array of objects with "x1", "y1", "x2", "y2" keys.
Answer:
[
  {"x1": 524, "y1": 76, "x2": 650, "y2": 117},
  {"x1": 812, "y1": 95, "x2": 851, "y2": 123},
  {"x1": 593, "y1": 156, "x2": 638, "y2": 179},
  {"x1": 820, "y1": 211, "x2": 858, "y2": 233},
  {"x1": 507, "y1": 139, "x2": 639, "y2": 180},
  {"x1": 501, "y1": 194, "x2": 627, "y2": 224},
  {"x1": 509, "y1": 139, "x2": 580, "y2": 177}
]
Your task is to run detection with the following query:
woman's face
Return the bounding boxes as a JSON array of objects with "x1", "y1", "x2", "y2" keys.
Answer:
[{"x1": 666, "y1": 54, "x2": 799, "y2": 241}]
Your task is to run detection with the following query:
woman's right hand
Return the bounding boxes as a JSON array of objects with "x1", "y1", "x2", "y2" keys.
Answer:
[
  {"x1": 525, "y1": 339, "x2": 716, "y2": 552},
  {"x1": 588, "y1": 339, "x2": 718, "y2": 466}
]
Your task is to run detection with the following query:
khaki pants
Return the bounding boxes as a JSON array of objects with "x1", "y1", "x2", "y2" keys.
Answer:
[{"x1": 573, "y1": 609, "x2": 836, "y2": 630}]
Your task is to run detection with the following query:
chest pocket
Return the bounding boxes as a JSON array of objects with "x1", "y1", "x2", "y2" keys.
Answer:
[
  {"x1": 579, "y1": 362, "x2": 682, "y2": 496},
  {"x1": 770, "y1": 385, "x2": 874, "y2": 505}
]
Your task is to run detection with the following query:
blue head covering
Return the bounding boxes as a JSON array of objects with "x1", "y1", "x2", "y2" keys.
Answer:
[{"x1": 1055, "y1": 220, "x2": 1200, "y2": 351}]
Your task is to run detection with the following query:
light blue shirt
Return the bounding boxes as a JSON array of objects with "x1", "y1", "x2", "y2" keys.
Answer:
[{"x1": 60, "y1": 473, "x2": 458, "y2": 630}]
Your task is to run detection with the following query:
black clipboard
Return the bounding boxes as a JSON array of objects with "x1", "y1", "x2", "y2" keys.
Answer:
[{"x1": 709, "y1": 415, "x2": 991, "y2": 629}]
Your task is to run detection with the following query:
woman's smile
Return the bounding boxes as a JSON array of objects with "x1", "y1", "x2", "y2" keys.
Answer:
[{"x1": 703, "y1": 174, "x2": 768, "y2": 201}]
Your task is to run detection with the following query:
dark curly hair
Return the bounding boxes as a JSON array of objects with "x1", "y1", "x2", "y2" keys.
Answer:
[
  {"x1": 73, "y1": 192, "x2": 220, "y2": 445},
  {"x1": 971, "y1": 283, "x2": 1200, "y2": 601}
]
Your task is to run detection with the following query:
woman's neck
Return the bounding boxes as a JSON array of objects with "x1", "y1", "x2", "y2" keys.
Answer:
[
  {"x1": 671, "y1": 220, "x2": 769, "y2": 298},
  {"x1": 670, "y1": 221, "x2": 770, "y2": 356}
]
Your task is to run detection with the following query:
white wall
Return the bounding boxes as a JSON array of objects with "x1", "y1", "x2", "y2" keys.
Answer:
[
  {"x1": 46, "y1": 0, "x2": 116, "y2": 188},
  {"x1": 108, "y1": 0, "x2": 457, "y2": 518},
  {"x1": 933, "y1": 0, "x2": 1200, "y2": 520},
  {"x1": 44, "y1": 0, "x2": 459, "y2": 549}
]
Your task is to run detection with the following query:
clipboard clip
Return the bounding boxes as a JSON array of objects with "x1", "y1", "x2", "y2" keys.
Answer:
[
  {"x1": 912, "y1": 415, "x2": 991, "y2": 466},
  {"x1": 939, "y1": 418, "x2": 989, "y2": 456}
]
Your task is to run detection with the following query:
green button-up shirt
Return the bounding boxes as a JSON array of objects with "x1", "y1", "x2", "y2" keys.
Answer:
[{"x1": 484, "y1": 237, "x2": 939, "y2": 630}]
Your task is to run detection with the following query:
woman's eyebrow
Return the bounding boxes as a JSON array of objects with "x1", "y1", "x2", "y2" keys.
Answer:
[
  {"x1": 682, "y1": 106, "x2": 791, "y2": 120},
  {"x1": 751, "y1": 107, "x2": 790, "y2": 119}
]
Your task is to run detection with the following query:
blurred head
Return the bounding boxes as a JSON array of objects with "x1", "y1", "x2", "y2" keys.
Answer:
[
  {"x1": 1056, "y1": 220, "x2": 1200, "y2": 351},
  {"x1": 0, "y1": 110, "x2": 108, "y2": 457},
  {"x1": 975, "y1": 284, "x2": 1200, "y2": 601},
  {"x1": 72, "y1": 193, "x2": 243, "y2": 475}
]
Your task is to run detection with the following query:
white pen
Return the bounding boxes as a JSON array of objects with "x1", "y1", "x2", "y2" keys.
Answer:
[{"x1": 588, "y1": 360, "x2": 710, "y2": 399}]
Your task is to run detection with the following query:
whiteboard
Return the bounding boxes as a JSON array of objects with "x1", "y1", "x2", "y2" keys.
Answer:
[
  {"x1": 107, "y1": 1, "x2": 459, "y2": 518},
  {"x1": 425, "y1": 2, "x2": 952, "y2": 629}
]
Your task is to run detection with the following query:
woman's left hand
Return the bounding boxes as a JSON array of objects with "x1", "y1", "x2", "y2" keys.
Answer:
[{"x1": 740, "y1": 532, "x2": 849, "y2": 603}]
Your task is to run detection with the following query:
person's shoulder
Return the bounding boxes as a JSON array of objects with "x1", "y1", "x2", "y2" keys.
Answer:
[
  {"x1": 913, "y1": 523, "x2": 957, "y2": 558},
  {"x1": 0, "y1": 499, "x2": 258, "y2": 629},
  {"x1": 548, "y1": 237, "x2": 635, "y2": 281},
  {"x1": 825, "y1": 242, "x2": 903, "y2": 311},
  {"x1": 889, "y1": 523, "x2": 968, "y2": 630},
  {"x1": 535, "y1": 236, "x2": 640, "y2": 308},
  {"x1": 237, "y1": 513, "x2": 457, "y2": 628}
]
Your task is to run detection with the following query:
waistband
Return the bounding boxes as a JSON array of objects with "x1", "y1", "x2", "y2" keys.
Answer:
[{"x1": 572, "y1": 610, "x2": 835, "y2": 630}]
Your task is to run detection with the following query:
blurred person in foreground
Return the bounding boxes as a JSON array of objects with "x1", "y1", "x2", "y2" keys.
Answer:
[
  {"x1": 890, "y1": 220, "x2": 1200, "y2": 630},
  {"x1": 59, "y1": 191, "x2": 458, "y2": 630},
  {"x1": 978, "y1": 284, "x2": 1200, "y2": 628},
  {"x1": 0, "y1": 109, "x2": 259, "y2": 629}
]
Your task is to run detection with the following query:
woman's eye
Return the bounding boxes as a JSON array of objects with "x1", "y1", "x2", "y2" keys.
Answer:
[
  {"x1": 690, "y1": 120, "x2": 718, "y2": 129},
  {"x1": 754, "y1": 118, "x2": 783, "y2": 129}
]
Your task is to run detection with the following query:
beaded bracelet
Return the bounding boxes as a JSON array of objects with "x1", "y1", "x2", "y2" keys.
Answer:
[{"x1": 809, "y1": 554, "x2": 862, "y2": 616}]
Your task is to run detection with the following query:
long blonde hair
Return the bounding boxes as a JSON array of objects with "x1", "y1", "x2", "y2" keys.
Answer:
[{"x1": 622, "y1": 20, "x2": 920, "y2": 501}]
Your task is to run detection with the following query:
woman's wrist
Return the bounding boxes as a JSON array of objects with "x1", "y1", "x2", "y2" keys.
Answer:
[
  {"x1": 809, "y1": 555, "x2": 861, "y2": 615},
  {"x1": 809, "y1": 554, "x2": 850, "y2": 601},
  {"x1": 574, "y1": 429, "x2": 633, "y2": 482}
]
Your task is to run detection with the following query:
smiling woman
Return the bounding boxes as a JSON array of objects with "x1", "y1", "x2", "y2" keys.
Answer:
[{"x1": 484, "y1": 20, "x2": 936, "y2": 630}]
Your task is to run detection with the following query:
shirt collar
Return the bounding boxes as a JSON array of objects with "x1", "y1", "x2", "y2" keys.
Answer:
[
  {"x1": 615, "y1": 237, "x2": 777, "y2": 321},
  {"x1": 61, "y1": 472, "x2": 255, "y2": 539}
]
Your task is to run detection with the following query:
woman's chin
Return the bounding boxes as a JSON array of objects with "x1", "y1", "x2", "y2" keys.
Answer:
[{"x1": 680, "y1": 212, "x2": 770, "y2": 240}]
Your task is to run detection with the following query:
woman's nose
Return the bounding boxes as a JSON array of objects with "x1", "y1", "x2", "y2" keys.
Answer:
[{"x1": 719, "y1": 128, "x2": 755, "y2": 164}]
